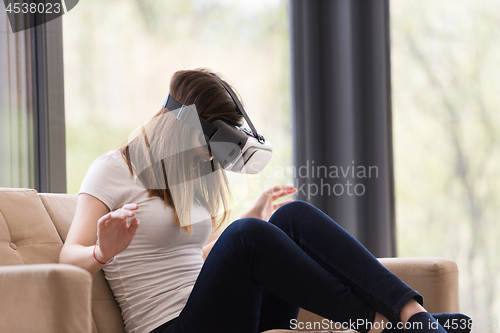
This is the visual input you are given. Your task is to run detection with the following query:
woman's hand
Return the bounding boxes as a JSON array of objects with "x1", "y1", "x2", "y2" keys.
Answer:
[
  {"x1": 95, "y1": 203, "x2": 141, "y2": 262},
  {"x1": 241, "y1": 185, "x2": 297, "y2": 221}
]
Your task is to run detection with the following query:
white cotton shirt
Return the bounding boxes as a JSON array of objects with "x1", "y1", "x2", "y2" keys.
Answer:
[{"x1": 79, "y1": 150, "x2": 213, "y2": 333}]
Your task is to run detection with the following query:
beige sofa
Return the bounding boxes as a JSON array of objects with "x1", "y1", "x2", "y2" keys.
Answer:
[{"x1": 0, "y1": 187, "x2": 461, "y2": 333}]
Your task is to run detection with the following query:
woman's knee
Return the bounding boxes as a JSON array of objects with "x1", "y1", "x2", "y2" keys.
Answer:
[
  {"x1": 269, "y1": 200, "x2": 337, "y2": 233},
  {"x1": 219, "y1": 217, "x2": 271, "y2": 244},
  {"x1": 269, "y1": 200, "x2": 314, "y2": 226},
  {"x1": 275, "y1": 200, "x2": 316, "y2": 217}
]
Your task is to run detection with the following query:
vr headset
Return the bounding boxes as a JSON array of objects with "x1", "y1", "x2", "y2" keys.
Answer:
[{"x1": 161, "y1": 75, "x2": 272, "y2": 174}]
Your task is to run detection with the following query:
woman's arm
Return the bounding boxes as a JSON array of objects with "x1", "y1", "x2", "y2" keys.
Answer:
[
  {"x1": 59, "y1": 193, "x2": 140, "y2": 275},
  {"x1": 239, "y1": 185, "x2": 297, "y2": 221}
]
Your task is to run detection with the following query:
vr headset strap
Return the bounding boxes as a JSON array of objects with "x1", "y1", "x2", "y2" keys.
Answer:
[
  {"x1": 163, "y1": 94, "x2": 218, "y2": 139},
  {"x1": 209, "y1": 74, "x2": 265, "y2": 143}
]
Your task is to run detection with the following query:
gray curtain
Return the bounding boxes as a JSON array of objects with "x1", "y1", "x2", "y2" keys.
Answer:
[
  {"x1": 0, "y1": 10, "x2": 66, "y2": 193},
  {"x1": 0, "y1": 8, "x2": 35, "y2": 189},
  {"x1": 32, "y1": 16, "x2": 67, "y2": 193},
  {"x1": 290, "y1": 0, "x2": 396, "y2": 257}
]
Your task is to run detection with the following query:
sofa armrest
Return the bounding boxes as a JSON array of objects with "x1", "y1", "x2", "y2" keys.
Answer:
[
  {"x1": 264, "y1": 257, "x2": 460, "y2": 333},
  {"x1": 378, "y1": 257, "x2": 460, "y2": 313},
  {"x1": 0, "y1": 264, "x2": 93, "y2": 333}
]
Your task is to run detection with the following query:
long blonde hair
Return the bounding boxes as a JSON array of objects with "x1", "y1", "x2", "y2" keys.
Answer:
[{"x1": 120, "y1": 68, "x2": 244, "y2": 234}]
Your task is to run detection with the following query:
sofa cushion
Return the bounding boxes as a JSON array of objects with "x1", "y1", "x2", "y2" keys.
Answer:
[
  {"x1": 0, "y1": 188, "x2": 62, "y2": 265},
  {"x1": 39, "y1": 192, "x2": 78, "y2": 243}
]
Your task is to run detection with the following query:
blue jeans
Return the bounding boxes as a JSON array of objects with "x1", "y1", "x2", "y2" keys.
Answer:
[{"x1": 150, "y1": 200, "x2": 423, "y2": 333}]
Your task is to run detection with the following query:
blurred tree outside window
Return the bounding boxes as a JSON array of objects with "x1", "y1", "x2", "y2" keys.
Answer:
[
  {"x1": 391, "y1": 1, "x2": 500, "y2": 330},
  {"x1": 63, "y1": 0, "x2": 291, "y2": 222}
]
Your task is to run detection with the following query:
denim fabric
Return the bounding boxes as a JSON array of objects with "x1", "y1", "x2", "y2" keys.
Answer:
[{"x1": 150, "y1": 200, "x2": 423, "y2": 333}]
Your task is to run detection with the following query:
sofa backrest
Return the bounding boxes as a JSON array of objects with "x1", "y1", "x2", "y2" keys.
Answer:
[
  {"x1": 0, "y1": 188, "x2": 62, "y2": 265},
  {"x1": 0, "y1": 188, "x2": 125, "y2": 333}
]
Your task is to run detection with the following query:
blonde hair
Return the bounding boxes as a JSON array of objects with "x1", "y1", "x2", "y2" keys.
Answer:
[{"x1": 120, "y1": 69, "x2": 243, "y2": 234}]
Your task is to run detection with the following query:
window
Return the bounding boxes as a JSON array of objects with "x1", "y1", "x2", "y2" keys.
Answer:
[
  {"x1": 1, "y1": 9, "x2": 66, "y2": 193},
  {"x1": 391, "y1": 0, "x2": 500, "y2": 326},
  {"x1": 0, "y1": 10, "x2": 35, "y2": 189},
  {"x1": 63, "y1": 0, "x2": 291, "y2": 221}
]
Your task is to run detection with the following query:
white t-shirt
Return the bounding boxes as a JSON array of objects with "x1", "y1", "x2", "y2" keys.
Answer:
[{"x1": 79, "y1": 150, "x2": 212, "y2": 333}]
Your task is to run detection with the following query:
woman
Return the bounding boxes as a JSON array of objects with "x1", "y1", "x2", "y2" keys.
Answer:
[{"x1": 59, "y1": 68, "x2": 471, "y2": 333}]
